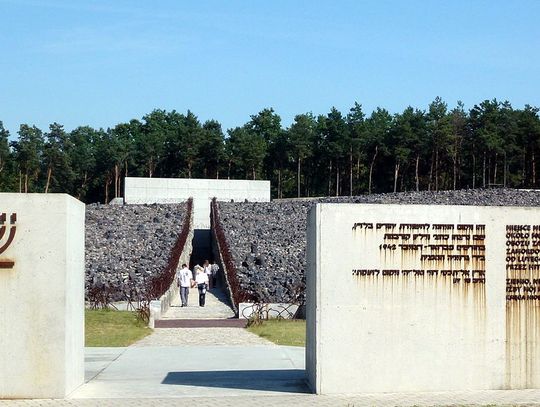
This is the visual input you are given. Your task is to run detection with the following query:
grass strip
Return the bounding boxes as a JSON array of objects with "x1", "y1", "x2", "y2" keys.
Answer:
[
  {"x1": 85, "y1": 309, "x2": 151, "y2": 347},
  {"x1": 247, "y1": 319, "x2": 306, "y2": 347}
]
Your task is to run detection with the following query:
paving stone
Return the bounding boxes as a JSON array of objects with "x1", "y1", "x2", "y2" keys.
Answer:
[
  {"x1": 133, "y1": 327, "x2": 273, "y2": 346},
  {"x1": 2, "y1": 391, "x2": 540, "y2": 406}
]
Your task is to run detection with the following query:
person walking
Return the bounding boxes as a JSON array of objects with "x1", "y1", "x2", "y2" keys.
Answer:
[
  {"x1": 210, "y1": 261, "x2": 220, "y2": 288},
  {"x1": 195, "y1": 265, "x2": 209, "y2": 307},
  {"x1": 176, "y1": 263, "x2": 193, "y2": 307},
  {"x1": 203, "y1": 260, "x2": 212, "y2": 289}
]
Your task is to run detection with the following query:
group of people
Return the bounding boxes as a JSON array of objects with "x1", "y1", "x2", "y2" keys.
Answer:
[{"x1": 176, "y1": 260, "x2": 220, "y2": 307}]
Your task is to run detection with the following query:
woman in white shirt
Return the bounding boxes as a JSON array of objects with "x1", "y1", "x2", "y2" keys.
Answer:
[
  {"x1": 195, "y1": 265, "x2": 209, "y2": 307},
  {"x1": 203, "y1": 260, "x2": 212, "y2": 289}
]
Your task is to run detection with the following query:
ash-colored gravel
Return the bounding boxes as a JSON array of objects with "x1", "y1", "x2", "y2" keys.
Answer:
[
  {"x1": 218, "y1": 188, "x2": 540, "y2": 304},
  {"x1": 85, "y1": 203, "x2": 187, "y2": 302}
]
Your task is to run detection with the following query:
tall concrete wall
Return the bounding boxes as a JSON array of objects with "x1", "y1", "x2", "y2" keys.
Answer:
[
  {"x1": 0, "y1": 194, "x2": 85, "y2": 398},
  {"x1": 150, "y1": 212, "x2": 194, "y2": 327},
  {"x1": 307, "y1": 203, "x2": 540, "y2": 394},
  {"x1": 158, "y1": 205, "x2": 194, "y2": 315},
  {"x1": 124, "y1": 177, "x2": 270, "y2": 228},
  {"x1": 210, "y1": 201, "x2": 238, "y2": 314}
]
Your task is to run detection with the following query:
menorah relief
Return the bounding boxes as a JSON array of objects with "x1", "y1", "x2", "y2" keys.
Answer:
[{"x1": 0, "y1": 213, "x2": 17, "y2": 269}]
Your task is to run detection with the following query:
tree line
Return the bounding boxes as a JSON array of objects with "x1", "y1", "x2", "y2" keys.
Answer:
[{"x1": 1, "y1": 97, "x2": 540, "y2": 203}]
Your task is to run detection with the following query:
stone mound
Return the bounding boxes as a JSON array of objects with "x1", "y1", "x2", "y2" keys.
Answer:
[
  {"x1": 85, "y1": 203, "x2": 187, "y2": 303},
  {"x1": 218, "y1": 188, "x2": 540, "y2": 303}
]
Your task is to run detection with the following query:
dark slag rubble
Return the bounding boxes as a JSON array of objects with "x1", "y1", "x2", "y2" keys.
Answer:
[
  {"x1": 85, "y1": 203, "x2": 186, "y2": 302},
  {"x1": 218, "y1": 188, "x2": 540, "y2": 304}
]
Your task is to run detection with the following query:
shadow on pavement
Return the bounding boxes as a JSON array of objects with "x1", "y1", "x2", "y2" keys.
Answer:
[{"x1": 162, "y1": 369, "x2": 309, "y2": 393}]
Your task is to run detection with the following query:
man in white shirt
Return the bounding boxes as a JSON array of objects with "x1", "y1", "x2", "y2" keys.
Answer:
[{"x1": 176, "y1": 263, "x2": 193, "y2": 307}]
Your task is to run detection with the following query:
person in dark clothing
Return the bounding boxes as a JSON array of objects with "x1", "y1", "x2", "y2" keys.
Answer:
[{"x1": 194, "y1": 265, "x2": 209, "y2": 307}]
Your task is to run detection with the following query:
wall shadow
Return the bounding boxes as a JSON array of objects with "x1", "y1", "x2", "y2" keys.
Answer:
[
  {"x1": 190, "y1": 229, "x2": 213, "y2": 268},
  {"x1": 161, "y1": 369, "x2": 309, "y2": 393}
]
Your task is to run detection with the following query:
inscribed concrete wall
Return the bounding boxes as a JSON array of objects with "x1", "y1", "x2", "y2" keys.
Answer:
[
  {"x1": 124, "y1": 177, "x2": 270, "y2": 228},
  {"x1": 307, "y1": 203, "x2": 540, "y2": 394},
  {"x1": 0, "y1": 193, "x2": 85, "y2": 398}
]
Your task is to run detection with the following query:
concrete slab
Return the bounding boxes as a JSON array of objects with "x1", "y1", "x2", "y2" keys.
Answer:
[
  {"x1": 72, "y1": 346, "x2": 307, "y2": 399},
  {"x1": 0, "y1": 194, "x2": 85, "y2": 399},
  {"x1": 83, "y1": 348, "x2": 126, "y2": 383},
  {"x1": 307, "y1": 203, "x2": 540, "y2": 393}
]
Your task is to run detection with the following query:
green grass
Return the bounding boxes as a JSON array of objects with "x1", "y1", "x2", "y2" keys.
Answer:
[
  {"x1": 247, "y1": 319, "x2": 306, "y2": 347},
  {"x1": 85, "y1": 309, "x2": 152, "y2": 347}
]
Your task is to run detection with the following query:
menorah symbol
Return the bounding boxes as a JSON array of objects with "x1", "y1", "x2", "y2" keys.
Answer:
[{"x1": 0, "y1": 213, "x2": 17, "y2": 269}]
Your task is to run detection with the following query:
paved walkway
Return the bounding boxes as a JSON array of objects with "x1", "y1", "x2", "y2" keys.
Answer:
[
  {"x1": 3, "y1": 390, "x2": 540, "y2": 406},
  {"x1": 3, "y1": 342, "x2": 540, "y2": 405},
  {"x1": 69, "y1": 345, "x2": 305, "y2": 399},
  {"x1": 134, "y1": 327, "x2": 274, "y2": 346},
  {"x1": 161, "y1": 287, "x2": 235, "y2": 320},
  {"x1": 3, "y1": 328, "x2": 540, "y2": 406}
]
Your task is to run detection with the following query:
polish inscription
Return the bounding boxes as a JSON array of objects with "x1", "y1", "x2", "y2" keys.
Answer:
[
  {"x1": 352, "y1": 222, "x2": 486, "y2": 284},
  {"x1": 505, "y1": 224, "x2": 540, "y2": 301}
]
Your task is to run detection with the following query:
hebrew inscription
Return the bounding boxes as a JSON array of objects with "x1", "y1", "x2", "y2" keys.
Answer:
[{"x1": 352, "y1": 222, "x2": 486, "y2": 285}]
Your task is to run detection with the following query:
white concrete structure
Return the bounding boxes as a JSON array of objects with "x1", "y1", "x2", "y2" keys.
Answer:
[
  {"x1": 0, "y1": 193, "x2": 85, "y2": 399},
  {"x1": 307, "y1": 203, "x2": 540, "y2": 394},
  {"x1": 124, "y1": 177, "x2": 271, "y2": 229}
]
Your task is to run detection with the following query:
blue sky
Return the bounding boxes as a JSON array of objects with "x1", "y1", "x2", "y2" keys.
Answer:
[{"x1": 1, "y1": 0, "x2": 539, "y2": 136}]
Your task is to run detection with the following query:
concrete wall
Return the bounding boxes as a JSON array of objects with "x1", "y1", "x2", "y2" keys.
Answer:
[
  {"x1": 0, "y1": 193, "x2": 85, "y2": 398},
  {"x1": 211, "y1": 222, "x2": 237, "y2": 314},
  {"x1": 124, "y1": 177, "x2": 271, "y2": 228},
  {"x1": 157, "y1": 218, "x2": 194, "y2": 317},
  {"x1": 149, "y1": 212, "x2": 194, "y2": 328},
  {"x1": 307, "y1": 203, "x2": 540, "y2": 394}
]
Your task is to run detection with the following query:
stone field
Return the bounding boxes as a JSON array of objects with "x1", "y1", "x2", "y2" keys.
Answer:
[
  {"x1": 83, "y1": 189, "x2": 540, "y2": 305},
  {"x1": 85, "y1": 203, "x2": 188, "y2": 302},
  {"x1": 218, "y1": 188, "x2": 540, "y2": 303}
]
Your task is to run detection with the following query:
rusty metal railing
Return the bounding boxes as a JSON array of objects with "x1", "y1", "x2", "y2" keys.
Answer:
[
  {"x1": 210, "y1": 198, "x2": 255, "y2": 310},
  {"x1": 146, "y1": 198, "x2": 193, "y2": 301},
  {"x1": 240, "y1": 302, "x2": 304, "y2": 320}
]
